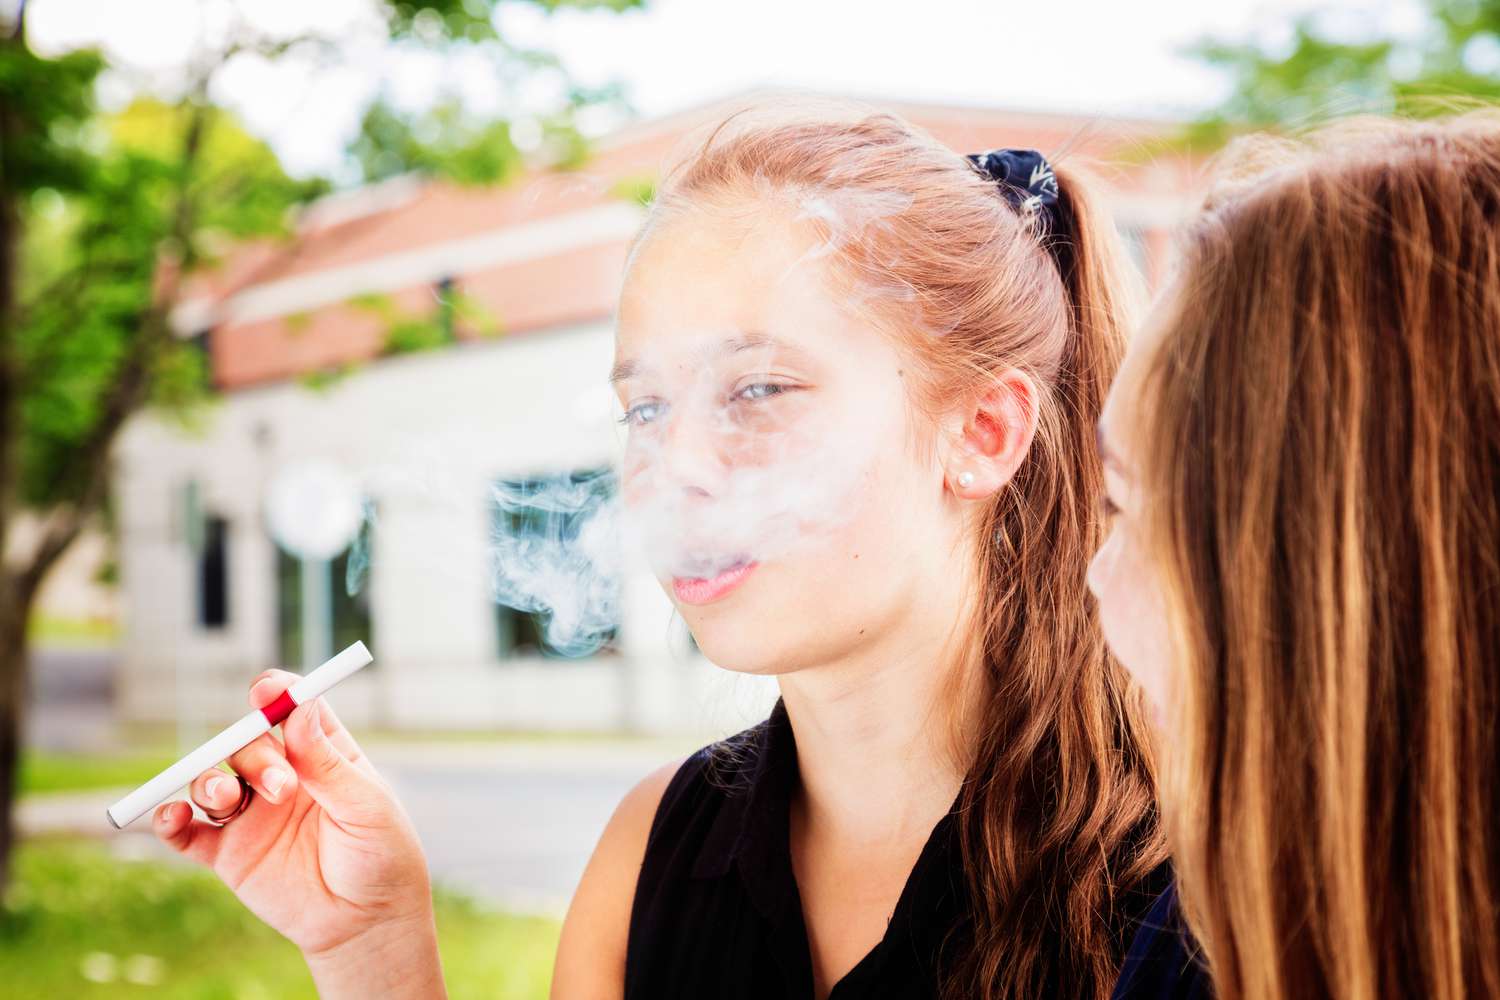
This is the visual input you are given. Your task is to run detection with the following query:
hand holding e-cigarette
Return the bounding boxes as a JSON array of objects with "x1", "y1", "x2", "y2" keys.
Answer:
[{"x1": 143, "y1": 653, "x2": 447, "y2": 993}]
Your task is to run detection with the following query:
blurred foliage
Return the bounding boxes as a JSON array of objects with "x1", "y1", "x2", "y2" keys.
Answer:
[
  {"x1": 348, "y1": 285, "x2": 502, "y2": 356},
  {"x1": 1186, "y1": 0, "x2": 1500, "y2": 142},
  {"x1": 295, "y1": 361, "x2": 365, "y2": 394},
  {"x1": 352, "y1": 98, "x2": 525, "y2": 186},
  {"x1": 609, "y1": 171, "x2": 657, "y2": 206},
  {"x1": 106, "y1": 99, "x2": 330, "y2": 243},
  {"x1": 0, "y1": 836, "x2": 560, "y2": 999},
  {"x1": 381, "y1": 0, "x2": 644, "y2": 42},
  {"x1": 291, "y1": 281, "x2": 503, "y2": 393},
  {"x1": 14, "y1": 99, "x2": 323, "y2": 509},
  {"x1": 23, "y1": 612, "x2": 121, "y2": 650},
  {"x1": 0, "y1": 42, "x2": 101, "y2": 194},
  {"x1": 350, "y1": 80, "x2": 630, "y2": 184},
  {"x1": 353, "y1": 1, "x2": 643, "y2": 184}
]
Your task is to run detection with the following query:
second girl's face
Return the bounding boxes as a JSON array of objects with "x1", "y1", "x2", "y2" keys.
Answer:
[
  {"x1": 1087, "y1": 301, "x2": 1178, "y2": 722},
  {"x1": 612, "y1": 202, "x2": 966, "y2": 675}
]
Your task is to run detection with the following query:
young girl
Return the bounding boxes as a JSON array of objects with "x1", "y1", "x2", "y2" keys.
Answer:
[
  {"x1": 1092, "y1": 111, "x2": 1500, "y2": 999},
  {"x1": 152, "y1": 98, "x2": 1188, "y2": 999}
]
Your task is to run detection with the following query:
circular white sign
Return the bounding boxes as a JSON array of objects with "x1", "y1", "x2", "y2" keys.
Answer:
[{"x1": 264, "y1": 460, "x2": 364, "y2": 560}]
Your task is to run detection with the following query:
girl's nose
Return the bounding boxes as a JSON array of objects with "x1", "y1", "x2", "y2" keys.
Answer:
[{"x1": 658, "y1": 408, "x2": 730, "y2": 499}]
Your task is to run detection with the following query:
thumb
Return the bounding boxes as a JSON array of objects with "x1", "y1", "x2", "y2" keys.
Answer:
[{"x1": 282, "y1": 698, "x2": 388, "y2": 825}]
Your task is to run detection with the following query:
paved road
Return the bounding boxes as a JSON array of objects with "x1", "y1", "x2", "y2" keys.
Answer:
[
  {"x1": 20, "y1": 646, "x2": 699, "y2": 915},
  {"x1": 370, "y1": 741, "x2": 692, "y2": 914},
  {"x1": 23, "y1": 646, "x2": 119, "y2": 753}
]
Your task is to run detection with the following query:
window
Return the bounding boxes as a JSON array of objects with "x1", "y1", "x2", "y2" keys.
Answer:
[
  {"x1": 197, "y1": 514, "x2": 230, "y2": 629},
  {"x1": 182, "y1": 479, "x2": 229, "y2": 630},
  {"x1": 275, "y1": 541, "x2": 373, "y2": 670},
  {"x1": 489, "y1": 468, "x2": 620, "y2": 660}
]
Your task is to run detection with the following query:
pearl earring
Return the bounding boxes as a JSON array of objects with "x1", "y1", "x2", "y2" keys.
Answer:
[{"x1": 956, "y1": 471, "x2": 975, "y2": 488}]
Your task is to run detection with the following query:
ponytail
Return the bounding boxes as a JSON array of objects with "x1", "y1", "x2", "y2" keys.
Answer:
[{"x1": 946, "y1": 161, "x2": 1167, "y2": 1000}]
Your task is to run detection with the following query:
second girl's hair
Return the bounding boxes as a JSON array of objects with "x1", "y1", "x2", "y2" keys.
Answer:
[
  {"x1": 637, "y1": 96, "x2": 1167, "y2": 999},
  {"x1": 1133, "y1": 111, "x2": 1500, "y2": 1000}
]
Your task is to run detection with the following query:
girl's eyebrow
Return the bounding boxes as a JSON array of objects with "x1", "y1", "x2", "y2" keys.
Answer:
[
  {"x1": 608, "y1": 358, "x2": 641, "y2": 385},
  {"x1": 609, "y1": 331, "x2": 804, "y2": 384}
]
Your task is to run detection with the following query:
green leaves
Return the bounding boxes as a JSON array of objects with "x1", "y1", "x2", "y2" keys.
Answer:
[
  {"x1": 12, "y1": 99, "x2": 311, "y2": 507},
  {"x1": 380, "y1": 0, "x2": 646, "y2": 44},
  {"x1": 350, "y1": 98, "x2": 525, "y2": 186},
  {"x1": 0, "y1": 42, "x2": 102, "y2": 195},
  {"x1": 1188, "y1": 0, "x2": 1500, "y2": 141}
]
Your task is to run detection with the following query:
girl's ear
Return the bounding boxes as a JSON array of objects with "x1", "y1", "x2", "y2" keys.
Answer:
[{"x1": 938, "y1": 367, "x2": 1041, "y2": 499}]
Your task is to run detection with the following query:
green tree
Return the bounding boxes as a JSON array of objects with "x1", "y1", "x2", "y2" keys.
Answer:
[
  {"x1": 1188, "y1": 0, "x2": 1500, "y2": 141},
  {"x1": 350, "y1": 80, "x2": 630, "y2": 186},
  {"x1": 0, "y1": 0, "x2": 642, "y2": 899}
]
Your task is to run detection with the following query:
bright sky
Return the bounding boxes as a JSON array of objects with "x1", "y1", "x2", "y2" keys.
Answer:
[{"x1": 24, "y1": 0, "x2": 1427, "y2": 182}]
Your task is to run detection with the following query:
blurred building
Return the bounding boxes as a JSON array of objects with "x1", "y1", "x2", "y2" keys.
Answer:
[{"x1": 112, "y1": 89, "x2": 1200, "y2": 737}]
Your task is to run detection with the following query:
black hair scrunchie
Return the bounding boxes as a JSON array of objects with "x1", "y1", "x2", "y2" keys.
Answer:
[{"x1": 965, "y1": 147, "x2": 1061, "y2": 230}]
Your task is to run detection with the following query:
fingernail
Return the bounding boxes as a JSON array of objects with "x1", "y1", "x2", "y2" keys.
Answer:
[
  {"x1": 206, "y1": 775, "x2": 225, "y2": 801},
  {"x1": 264, "y1": 768, "x2": 288, "y2": 797},
  {"x1": 309, "y1": 704, "x2": 324, "y2": 737}
]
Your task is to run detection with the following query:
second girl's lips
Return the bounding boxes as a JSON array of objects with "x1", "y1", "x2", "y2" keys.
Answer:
[{"x1": 672, "y1": 560, "x2": 758, "y2": 606}]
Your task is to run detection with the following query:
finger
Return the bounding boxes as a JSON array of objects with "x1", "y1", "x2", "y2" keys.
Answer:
[
  {"x1": 189, "y1": 767, "x2": 242, "y2": 817},
  {"x1": 281, "y1": 697, "x2": 388, "y2": 826},
  {"x1": 247, "y1": 667, "x2": 299, "y2": 708},
  {"x1": 152, "y1": 799, "x2": 223, "y2": 868},
  {"x1": 249, "y1": 670, "x2": 375, "y2": 776},
  {"x1": 189, "y1": 766, "x2": 259, "y2": 821},
  {"x1": 219, "y1": 732, "x2": 297, "y2": 805}
]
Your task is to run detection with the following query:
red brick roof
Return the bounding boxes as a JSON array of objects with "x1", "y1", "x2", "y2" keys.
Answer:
[{"x1": 181, "y1": 89, "x2": 1199, "y2": 390}]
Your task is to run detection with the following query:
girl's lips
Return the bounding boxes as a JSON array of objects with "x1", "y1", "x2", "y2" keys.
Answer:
[{"x1": 672, "y1": 561, "x2": 758, "y2": 606}]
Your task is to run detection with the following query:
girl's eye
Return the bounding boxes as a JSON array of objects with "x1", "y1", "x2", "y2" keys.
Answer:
[
  {"x1": 619, "y1": 400, "x2": 667, "y2": 427},
  {"x1": 732, "y1": 382, "x2": 790, "y2": 403},
  {"x1": 1101, "y1": 494, "x2": 1122, "y2": 518}
]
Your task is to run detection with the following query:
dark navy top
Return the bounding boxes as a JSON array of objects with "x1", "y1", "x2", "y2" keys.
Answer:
[{"x1": 624, "y1": 699, "x2": 1212, "y2": 998}]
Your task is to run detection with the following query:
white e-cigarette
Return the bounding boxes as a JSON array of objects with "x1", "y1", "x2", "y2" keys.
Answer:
[{"x1": 106, "y1": 641, "x2": 374, "y2": 829}]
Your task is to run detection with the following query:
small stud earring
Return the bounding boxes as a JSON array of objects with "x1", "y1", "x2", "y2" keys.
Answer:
[{"x1": 956, "y1": 471, "x2": 975, "y2": 489}]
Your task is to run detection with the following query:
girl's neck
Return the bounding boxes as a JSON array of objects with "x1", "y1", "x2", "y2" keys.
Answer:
[{"x1": 777, "y1": 608, "x2": 985, "y2": 843}]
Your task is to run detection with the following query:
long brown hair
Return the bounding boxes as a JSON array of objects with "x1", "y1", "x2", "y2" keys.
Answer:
[
  {"x1": 1132, "y1": 111, "x2": 1500, "y2": 999},
  {"x1": 638, "y1": 96, "x2": 1167, "y2": 999}
]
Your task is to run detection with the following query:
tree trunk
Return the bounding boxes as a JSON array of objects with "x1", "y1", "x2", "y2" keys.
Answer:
[
  {"x1": 0, "y1": 4, "x2": 26, "y2": 908},
  {"x1": 0, "y1": 576, "x2": 33, "y2": 900}
]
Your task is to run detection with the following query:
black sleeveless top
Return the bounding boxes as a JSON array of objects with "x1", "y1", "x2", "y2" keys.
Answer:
[{"x1": 625, "y1": 699, "x2": 1212, "y2": 999}]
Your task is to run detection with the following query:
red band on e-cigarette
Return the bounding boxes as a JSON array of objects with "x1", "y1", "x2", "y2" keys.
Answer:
[{"x1": 260, "y1": 689, "x2": 299, "y2": 727}]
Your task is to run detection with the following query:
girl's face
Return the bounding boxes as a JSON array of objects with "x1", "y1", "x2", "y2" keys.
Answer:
[
  {"x1": 613, "y1": 203, "x2": 969, "y2": 675},
  {"x1": 1087, "y1": 303, "x2": 1177, "y2": 721}
]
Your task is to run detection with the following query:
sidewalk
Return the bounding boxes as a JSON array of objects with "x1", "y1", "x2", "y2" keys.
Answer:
[
  {"x1": 18, "y1": 734, "x2": 699, "y2": 914},
  {"x1": 18, "y1": 788, "x2": 126, "y2": 838},
  {"x1": 19, "y1": 734, "x2": 697, "y2": 833}
]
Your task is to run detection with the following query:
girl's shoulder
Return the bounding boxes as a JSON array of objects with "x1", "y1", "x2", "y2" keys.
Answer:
[
  {"x1": 550, "y1": 752, "x2": 691, "y2": 997},
  {"x1": 1111, "y1": 879, "x2": 1214, "y2": 1000},
  {"x1": 641, "y1": 716, "x2": 777, "y2": 852}
]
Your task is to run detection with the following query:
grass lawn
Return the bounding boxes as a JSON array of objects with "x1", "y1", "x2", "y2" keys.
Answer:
[
  {"x1": 0, "y1": 836, "x2": 560, "y2": 999},
  {"x1": 27, "y1": 613, "x2": 120, "y2": 648},
  {"x1": 20, "y1": 750, "x2": 182, "y2": 796}
]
